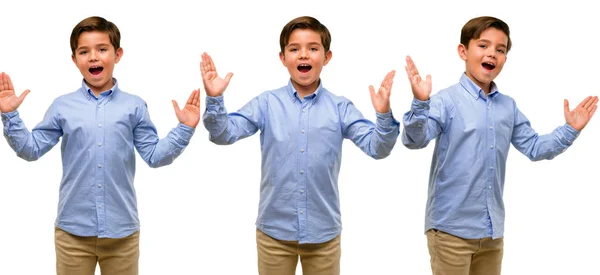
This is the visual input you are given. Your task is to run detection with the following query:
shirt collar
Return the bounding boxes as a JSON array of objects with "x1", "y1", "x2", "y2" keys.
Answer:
[
  {"x1": 80, "y1": 78, "x2": 120, "y2": 101},
  {"x1": 459, "y1": 73, "x2": 500, "y2": 100},
  {"x1": 286, "y1": 79, "x2": 323, "y2": 103}
]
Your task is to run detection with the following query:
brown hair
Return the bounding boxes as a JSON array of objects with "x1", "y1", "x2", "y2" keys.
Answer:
[
  {"x1": 280, "y1": 16, "x2": 331, "y2": 53},
  {"x1": 460, "y1": 16, "x2": 511, "y2": 52},
  {"x1": 70, "y1": 16, "x2": 121, "y2": 55}
]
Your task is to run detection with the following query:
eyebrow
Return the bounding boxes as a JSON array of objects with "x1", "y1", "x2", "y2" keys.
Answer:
[
  {"x1": 76, "y1": 43, "x2": 111, "y2": 51},
  {"x1": 477, "y1": 39, "x2": 507, "y2": 48},
  {"x1": 286, "y1": 42, "x2": 322, "y2": 48}
]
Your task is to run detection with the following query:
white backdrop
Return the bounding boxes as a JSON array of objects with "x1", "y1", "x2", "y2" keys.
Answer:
[{"x1": 1, "y1": 0, "x2": 598, "y2": 274}]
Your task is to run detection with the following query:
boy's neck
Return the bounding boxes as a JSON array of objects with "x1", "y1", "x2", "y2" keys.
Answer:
[{"x1": 292, "y1": 79, "x2": 320, "y2": 99}]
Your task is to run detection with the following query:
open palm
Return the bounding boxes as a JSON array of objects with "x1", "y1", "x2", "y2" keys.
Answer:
[
  {"x1": 405, "y1": 56, "x2": 431, "y2": 101},
  {"x1": 200, "y1": 52, "x2": 233, "y2": 97},
  {"x1": 0, "y1": 72, "x2": 30, "y2": 113},
  {"x1": 564, "y1": 96, "x2": 598, "y2": 131},
  {"x1": 369, "y1": 70, "x2": 396, "y2": 113},
  {"x1": 173, "y1": 89, "x2": 201, "y2": 128}
]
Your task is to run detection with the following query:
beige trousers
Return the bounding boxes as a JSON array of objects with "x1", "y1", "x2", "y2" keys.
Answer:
[
  {"x1": 426, "y1": 229, "x2": 503, "y2": 275},
  {"x1": 256, "y1": 229, "x2": 341, "y2": 275},
  {"x1": 55, "y1": 227, "x2": 140, "y2": 275}
]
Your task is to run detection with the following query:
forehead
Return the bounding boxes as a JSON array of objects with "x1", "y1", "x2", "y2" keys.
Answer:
[
  {"x1": 287, "y1": 28, "x2": 322, "y2": 45},
  {"x1": 77, "y1": 31, "x2": 112, "y2": 48},
  {"x1": 473, "y1": 28, "x2": 508, "y2": 45}
]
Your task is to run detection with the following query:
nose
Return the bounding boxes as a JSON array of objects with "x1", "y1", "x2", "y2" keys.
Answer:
[
  {"x1": 299, "y1": 48, "x2": 309, "y2": 59},
  {"x1": 89, "y1": 50, "x2": 98, "y2": 62},
  {"x1": 486, "y1": 48, "x2": 496, "y2": 58}
]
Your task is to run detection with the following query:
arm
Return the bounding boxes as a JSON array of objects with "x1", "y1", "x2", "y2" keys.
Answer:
[
  {"x1": 200, "y1": 52, "x2": 261, "y2": 145},
  {"x1": 134, "y1": 90, "x2": 199, "y2": 168},
  {"x1": 343, "y1": 70, "x2": 399, "y2": 159},
  {"x1": 400, "y1": 56, "x2": 444, "y2": 149},
  {"x1": 1, "y1": 72, "x2": 61, "y2": 161},
  {"x1": 512, "y1": 96, "x2": 598, "y2": 161}
]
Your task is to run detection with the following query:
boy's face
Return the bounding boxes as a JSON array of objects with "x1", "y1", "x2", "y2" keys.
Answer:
[
  {"x1": 72, "y1": 31, "x2": 122, "y2": 94},
  {"x1": 279, "y1": 29, "x2": 332, "y2": 95},
  {"x1": 458, "y1": 27, "x2": 508, "y2": 91}
]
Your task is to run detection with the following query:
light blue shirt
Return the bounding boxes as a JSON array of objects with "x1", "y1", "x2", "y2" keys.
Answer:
[
  {"x1": 1, "y1": 80, "x2": 194, "y2": 238},
  {"x1": 203, "y1": 80, "x2": 399, "y2": 244},
  {"x1": 402, "y1": 73, "x2": 579, "y2": 239}
]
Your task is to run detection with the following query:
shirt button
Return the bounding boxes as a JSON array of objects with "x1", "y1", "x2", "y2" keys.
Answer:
[
  {"x1": 302, "y1": 109, "x2": 306, "y2": 113},
  {"x1": 489, "y1": 166, "x2": 493, "y2": 170},
  {"x1": 488, "y1": 186, "x2": 492, "y2": 189},
  {"x1": 98, "y1": 123, "x2": 102, "y2": 128},
  {"x1": 489, "y1": 126, "x2": 493, "y2": 130},
  {"x1": 98, "y1": 204, "x2": 103, "y2": 208},
  {"x1": 300, "y1": 189, "x2": 304, "y2": 193},
  {"x1": 301, "y1": 129, "x2": 305, "y2": 134},
  {"x1": 490, "y1": 145, "x2": 494, "y2": 149},
  {"x1": 300, "y1": 210, "x2": 304, "y2": 214},
  {"x1": 98, "y1": 142, "x2": 102, "y2": 147},
  {"x1": 98, "y1": 164, "x2": 102, "y2": 168},
  {"x1": 300, "y1": 170, "x2": 304, "y2": 174},
  {"x1": 300, "y1": 148, "x2": 305, "y2": 153},
  {"x1": 98, "y1": 184, "x2": 102, "y2": 188}
]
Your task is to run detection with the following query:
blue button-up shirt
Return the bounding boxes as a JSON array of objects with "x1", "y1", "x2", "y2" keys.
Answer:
[
  {"x1": 402, "y1": 73, "x2": 579, "y2": 239},
  {"x1": 203, "y1": 81, "x2": 399, "y2": 244},
  {"x1": 1, "y1": 80, "x2": 194, "y2": 238}
]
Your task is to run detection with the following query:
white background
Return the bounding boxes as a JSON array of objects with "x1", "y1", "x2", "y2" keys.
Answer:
[{"x1": 1, "y1": 0, "x2": 598, "y2": 274}]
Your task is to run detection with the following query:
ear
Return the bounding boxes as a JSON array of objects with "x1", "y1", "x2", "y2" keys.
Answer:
[
  {"x1": 457, "y1": 44, "x2": 467, "y2": 61},
  {"x1": 279, "y1": 51, "x2": 286, "y2": 66},
  {"x1": 71, "y1": 54, "x2": 76, "y2": 64},
  {"x1": 115, "y1": 47, "x2": 124, "y2": 63},
  {"x1": 323, "y1": 50, "x2": 333, "y2": 66}
]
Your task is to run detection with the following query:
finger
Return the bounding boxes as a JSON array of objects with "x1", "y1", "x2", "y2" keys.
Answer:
[
  {"x1": 172, "y1": 100, "x2": 181, "y2": 115},
  {"x1": 6, "y1": 73, "x2": 15, "y2": 91},
  {"x1": 564, "y1": 99, "x2": 570, "y2": 115},
  {"x1": 18, "y1": 89, "x2": 31, "y2": 103},
  {"x1": 589, "y1": 96, "x2": 599, "y2": 111},
  {"x1": 577, "y1": 96, "x2": 593, "y2": 109},
  {"x1": 193, "y1": 89, "x2": 200, "y2": 107},
  {"x1": 224, "y1": 72, "x2": 234, "y2": 84},
  {"x1": 590, "y1": 105, "x2": 598, "y2": 118},
  {"x1": 369, "y1": 85, "x2": 377, "y2": 100},
  {"x1": 0, "y1": 72, "x2": 6, "y2": 91},
  {"x1": 426, "y1": 74, "x2": 432, "y2": 85},
  {"x1": 186, "y1": 89, "x2": 196, "y2": 105}
]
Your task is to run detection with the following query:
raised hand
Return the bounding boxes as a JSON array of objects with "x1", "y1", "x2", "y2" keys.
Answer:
[
  {"x1": 369, "y1": 70, "x2": 396, "y2": 113},
  {"x1": 200, "y1": 52, "x2": 233, "y2": 97},
  {"x1": 405, "y1": 56, "x2": 431, "y2": 101},
  {"x1": 0, "y1": 72, "x2": 30, "y2": 113},
  {"x1": 564, "y1": 95, "x2": 598, "y2": 131},
  {"x1": 173, "y1": 89, "x2": 201, "y2": 128}
]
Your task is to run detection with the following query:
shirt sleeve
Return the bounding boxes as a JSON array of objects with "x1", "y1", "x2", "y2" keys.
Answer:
[
  {"x1": 339, "y1": 99, "x2": 400, "y2": 159},
  {"x1": 401, "y1": 96, "x2": 448, "y2": 149},
  {"x1": 510, "y1": 102, "x2": 579, "y2": 161},
  {"x1": 133, "y1": 101, "x2": 195, "y2": 168},
  {"x1": 1, "y1": 103, "x2": 63, "y2": 161},
  {"x1": 202, "y1": 95, "x2": 262, "y2": 145}
]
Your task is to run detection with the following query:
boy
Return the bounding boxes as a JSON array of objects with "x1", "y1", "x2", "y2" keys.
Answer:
[
  {"x1": 402, "y1": 16, "x2": 598, "y2": 275},
  {"x1": 0, "y1": 16, "x2": 200, "y2": 275},
  {"x1": 201, "y1": 16, "x2": 399, "y2": 275}
]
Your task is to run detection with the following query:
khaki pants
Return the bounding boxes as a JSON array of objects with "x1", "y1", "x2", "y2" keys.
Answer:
[
  {"x1": 55, "y1": 227, "x2": 140, "y2": 275},
  {"x1": 426, "y1": 229, "x2": 503, "y2": 275},
  {"x1": 256, "y1": 229, "x2": 341, "y2": 275}
]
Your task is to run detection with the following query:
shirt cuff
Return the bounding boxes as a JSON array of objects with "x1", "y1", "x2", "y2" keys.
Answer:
[
  {"x1": 1, "y1": 110, "x2": 19, "y2": 123},
  {"x1": 411, "y1": 98, "x2": 431, "y2": 116},
  {"x1": 205, "y1": 96, "x2": 224, "y2": 111},
  {"x1": 561, "y1": 123, "x2": 580, "y2": 143},
  {"x1": 174, "y1": 123, "x2": 195, "y2": 142},
  {"x1": 375, "y1": 110, "x2": 399, "y2": 128}
]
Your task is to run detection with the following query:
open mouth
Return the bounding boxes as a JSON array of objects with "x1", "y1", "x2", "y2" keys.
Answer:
[
  {"x1": 297, "y1": 64, "x2": 312, "y2": 73},
  {"x1": 482, "y1": 62, "x2": 496, "y2": 71},
  {"x1": 89, "y1": 66, "x2": 104, "y2": 75}
]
